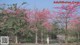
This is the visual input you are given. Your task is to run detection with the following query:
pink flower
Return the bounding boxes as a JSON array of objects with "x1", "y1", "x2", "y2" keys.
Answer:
[
  {"x1": 4, "y1": 9, "x2": 15, "y2": 13},
  {"x1": 42, "y1": 21, "x2": 52, "y2": 30}
]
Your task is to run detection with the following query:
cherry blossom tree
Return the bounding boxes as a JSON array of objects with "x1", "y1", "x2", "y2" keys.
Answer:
[
  {"x1": 69, "y1": 16, "x2": 80, "y2": 43},
  {"x1": 54, "y1": 4, "x2": 80, "y2": 44},
  {"x1": 24, "y1": 9, "x2": 53, "y2": 44}
]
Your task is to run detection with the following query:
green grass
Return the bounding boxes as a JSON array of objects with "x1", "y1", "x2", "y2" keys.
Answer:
[{"x1": 9, "y1": 43, "x2": 79, "y2": 45}]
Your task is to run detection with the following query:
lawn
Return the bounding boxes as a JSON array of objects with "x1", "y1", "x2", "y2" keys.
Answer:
[{"x1": 10, "y1": 43, "x2": 79, "y2": 45}]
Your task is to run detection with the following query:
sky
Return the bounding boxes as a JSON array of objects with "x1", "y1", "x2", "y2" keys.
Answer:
[{"x1": 0, "y1": 0, "x2": 80, "y2": 10}]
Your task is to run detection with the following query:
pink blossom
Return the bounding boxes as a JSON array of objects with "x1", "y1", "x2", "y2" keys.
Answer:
[
  {"x1": 3, "y1": 9, "x2": 15, "y2": 14},
  {"x1": 42, "y1": 21, "x2": 52, "y2": 30}
]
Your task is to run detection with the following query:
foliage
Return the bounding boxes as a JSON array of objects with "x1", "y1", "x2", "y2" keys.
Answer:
[{"x1": 0, "y1": 3, "x2": 80, "y2": 43}]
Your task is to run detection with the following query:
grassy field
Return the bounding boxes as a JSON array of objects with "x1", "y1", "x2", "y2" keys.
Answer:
[{"x1": 9, "y1": 43, "x2": 79, "y2": 45}]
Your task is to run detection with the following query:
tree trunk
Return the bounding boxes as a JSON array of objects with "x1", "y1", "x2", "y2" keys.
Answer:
[
  {"x1": 47, "y1": 34, "x2": 49, "y2": 45},
  {"x1": 35, "y1": 31, "x2": 38, "y2": 44},
  {"x1": 15, "y1": 36, "x2": 18, "y2": 44},
  {"x1": 41, "y1": 32, "x2": 43, "y2": 44},
  {"x1": 65, "y1": 16, "x2": 68, "y2": 45},
  {"x1": 77, "y1": 31, "x2": 79, "y2": 45}
]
